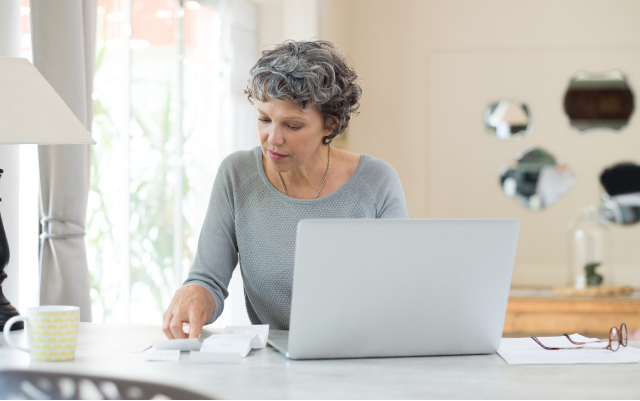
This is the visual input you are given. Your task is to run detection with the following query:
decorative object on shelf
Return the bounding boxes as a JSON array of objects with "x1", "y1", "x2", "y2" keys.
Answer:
[
  {"x1": 499, "y1": 147, "x2": 575, "y2": 211},
  {"x1": 0, "y1": 57, "x2": 95, "y2": 331},
  {"x1": 484, "y1": 99, "x2": 532, "y2": 139},
  {"x1": 563, "y1": 70, "x2": 635, "y2": 132},
  {"x1": 599, "y1": 162, "x2": 640, "y2": 226},
  {"x1": 569, "y1": 205, "x2": 612, "y2": 290}
]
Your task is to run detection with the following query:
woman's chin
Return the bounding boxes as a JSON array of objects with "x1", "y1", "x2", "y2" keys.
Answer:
[{"x1": 266, "y1": 157, "x2": 290, "y2": 173}]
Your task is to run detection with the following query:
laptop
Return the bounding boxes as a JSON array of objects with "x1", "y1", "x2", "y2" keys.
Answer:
[{"x1": 267, "y1": 219, "x2": 519, "y2": 360}]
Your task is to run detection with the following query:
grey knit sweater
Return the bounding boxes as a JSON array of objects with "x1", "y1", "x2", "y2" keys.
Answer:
[{"x1": 184, "y1": 147, "x2": 408, "y2": 329}]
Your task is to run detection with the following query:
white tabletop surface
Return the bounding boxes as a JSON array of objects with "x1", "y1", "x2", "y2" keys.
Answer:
[{"x1": 1, "y1": 323, "x2": 640, "y2": 399}]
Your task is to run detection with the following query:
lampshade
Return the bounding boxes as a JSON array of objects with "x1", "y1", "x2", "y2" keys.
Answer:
[{"x1": 0, "y1": 57, "x2": 96, "y2": 145}]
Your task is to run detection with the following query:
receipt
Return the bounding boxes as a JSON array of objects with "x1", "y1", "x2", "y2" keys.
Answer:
[
  {"x1": 190, "y1": 325, "x2": 270, "y2": 363},
  {"x1": 223, "y1": 325, "x2": 269, "y2": 349},
  {"x1": 200, "y1": 334, "x2": 253, "y2": 357}
]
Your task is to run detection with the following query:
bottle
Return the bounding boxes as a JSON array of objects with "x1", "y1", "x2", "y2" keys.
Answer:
[{"x1": 569, "y1": 205, "x2": 612, "y2": 289}]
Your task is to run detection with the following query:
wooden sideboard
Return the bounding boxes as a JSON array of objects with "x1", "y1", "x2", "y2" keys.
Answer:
[{"x1": 503, "y1": 287, "x2": 640, "y2": 337}]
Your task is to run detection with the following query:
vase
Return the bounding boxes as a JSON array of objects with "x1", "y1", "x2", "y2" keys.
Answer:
[{"x1": 569, "y1": 205, "x2": 612, "y2": 289}]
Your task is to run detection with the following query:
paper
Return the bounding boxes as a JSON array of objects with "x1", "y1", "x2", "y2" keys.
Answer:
[
  {"x1": 498, "y1": 335, "x2": 640, "y2": 365},
  {"x1": 223, "y1": 325, "x2": 269, "y2": 349},
  {"x1": 190, "y1": 351, "x2": 241, "y2": 364},
  {"x1": 144, "y1": 348, "x2": 180, "y2": 362},
  {"x1": 153, "y1": 338, "x2": 201, "y2": 351},
  {"x1": 114, "y1": 344, "x2": 152, "y2": 353},
  {"x1": 199, "y1": 334, "x2": 253, "y2": 357}
]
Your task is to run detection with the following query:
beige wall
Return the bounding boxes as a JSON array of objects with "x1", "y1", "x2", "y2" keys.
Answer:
[
  {"x1": 252, "y1": 0, "x2": 640, "y2": 287},
  {"x1": 255, "y1": 0, "x2": 323, "y2": 52},
  {"x1": 323, "y1": 0, "x2": 640, "y2": 287}
]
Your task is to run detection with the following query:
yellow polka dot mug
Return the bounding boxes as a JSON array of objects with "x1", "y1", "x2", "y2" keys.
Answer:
[{"x1": 3, "y1": 305, "x2": 80, "y2": 362}]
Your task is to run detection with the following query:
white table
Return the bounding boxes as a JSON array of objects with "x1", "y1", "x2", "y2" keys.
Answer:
[{"x1": 1, "y1": 323, "x2": 639, "y2": 399}]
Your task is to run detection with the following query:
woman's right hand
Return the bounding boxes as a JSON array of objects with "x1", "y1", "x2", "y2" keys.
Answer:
[{"x1": 162, "y1": 283, "x2": 215, "y2": 339}]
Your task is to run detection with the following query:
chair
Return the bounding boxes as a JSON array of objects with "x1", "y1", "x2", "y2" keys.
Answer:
[{"x1": 0, "y1": 369, "x2": 211, "y2": 400}]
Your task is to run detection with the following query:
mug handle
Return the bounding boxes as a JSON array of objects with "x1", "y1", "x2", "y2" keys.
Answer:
[{"x1": 3, "y1": 315, "x2": 30, "y2": 353}]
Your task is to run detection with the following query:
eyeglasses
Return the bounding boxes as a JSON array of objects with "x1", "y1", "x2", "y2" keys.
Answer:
[{"x1": 531, "y1": 323, "x2": 628, "y2": 352}]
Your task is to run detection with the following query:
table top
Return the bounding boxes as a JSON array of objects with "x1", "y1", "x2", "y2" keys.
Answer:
[{"x1": 2, "y1": 323, "x2": 640, "y2": 399}]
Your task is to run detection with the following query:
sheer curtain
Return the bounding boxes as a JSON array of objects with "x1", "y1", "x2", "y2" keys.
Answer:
[{"x1": 30, "y1": 0, "x2": 97, "y2": 322}]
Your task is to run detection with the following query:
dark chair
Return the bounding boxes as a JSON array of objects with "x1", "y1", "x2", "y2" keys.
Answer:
[{"x1": 0, "y1": 369, "x2": 211, "y2": 400}]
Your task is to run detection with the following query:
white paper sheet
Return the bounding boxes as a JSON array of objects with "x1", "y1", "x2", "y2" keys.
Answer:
[
  {"x1": 199, "y1": 334, "x2": 253, "y2": 357},
  {"x1": 153, "y1": 338, "x2": 201, "y2": 351},
  {"x1": 114, "y1": 344, "x2": 152, "y2": 353},
  {"x1": 144, "y1": 347, "x2": 180, "y2": 362},
  {"x1": 223, "y1": 325, "x2": 269, "y2": 349},
  {"x1": 498, "y1": 335, "x2": 640, "y2": 365},
  {"x1": 190, "y1": 351, "x2": 241, "y2": 364}
]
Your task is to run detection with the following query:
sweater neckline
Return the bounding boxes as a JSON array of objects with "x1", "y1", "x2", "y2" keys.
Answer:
[{"x1": 254, "y1": 146, "x2": 366, "y2": 204}]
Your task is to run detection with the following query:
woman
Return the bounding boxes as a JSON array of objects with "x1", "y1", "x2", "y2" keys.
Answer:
[{"x1": 163, "y1": 40, "x2": 408, "y2": 339}]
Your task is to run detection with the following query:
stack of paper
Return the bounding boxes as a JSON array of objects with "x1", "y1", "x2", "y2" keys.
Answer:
[
  {"x1": 498, "y1": 334, "x2": 640, "y2": 365},
  {"x1": 191, "y1": 325, "x2": 269, "y2": 364}
]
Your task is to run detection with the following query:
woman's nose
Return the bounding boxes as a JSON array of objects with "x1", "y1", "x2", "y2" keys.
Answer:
[{"x1": 268, "y1": 126, "x2": 285, "y2": 146}]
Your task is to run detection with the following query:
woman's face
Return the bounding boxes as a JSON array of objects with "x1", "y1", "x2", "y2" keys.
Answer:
[{"x1": 257, "y1": 96, "x2": 331, "y2": 173}]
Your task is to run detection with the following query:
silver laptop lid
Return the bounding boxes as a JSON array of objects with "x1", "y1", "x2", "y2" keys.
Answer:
[{"x1": 288, "y1": 219, "x2": 519, "y2": 359}]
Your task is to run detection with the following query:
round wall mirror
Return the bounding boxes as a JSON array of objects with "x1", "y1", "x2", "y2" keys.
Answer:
[
  {"x1": 484, "y1": 99, "x2": 532, "y2": 139},
  {"x1": 499, "y1": 147, "x2": 576, "y2": 211},
  {"x1": 563, "y1": 70, "x2": 635, "y2": 132},
  {"x1": 599, "y1": 162, "x2": 640, "y2": 225}
]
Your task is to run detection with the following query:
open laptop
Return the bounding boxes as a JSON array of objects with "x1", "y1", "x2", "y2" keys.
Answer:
[{"x1": 267, "y1": 219, "x2": 519, "y2": 360}]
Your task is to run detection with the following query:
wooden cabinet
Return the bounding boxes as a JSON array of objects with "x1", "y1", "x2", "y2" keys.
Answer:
[{"x1": 503, "y1": 288, "x2": 640, "y2": 337}]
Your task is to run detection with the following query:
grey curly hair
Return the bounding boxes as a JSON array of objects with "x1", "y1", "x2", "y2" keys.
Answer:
[{"x1": 244, "y1": 40, "x2": 362, "y2": 145}]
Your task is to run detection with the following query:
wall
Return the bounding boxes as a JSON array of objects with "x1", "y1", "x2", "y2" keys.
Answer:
[
  {"x1": 322, "y1": 0, "x2": 640, "y2": 286},
  {"x1": 254, "y1": 0, "x2": 322, "y2": 53}
]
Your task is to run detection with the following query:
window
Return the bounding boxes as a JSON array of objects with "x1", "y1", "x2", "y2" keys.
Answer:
[{"x1": 89, "y1": 0, "x2": 256, "y2": 324}]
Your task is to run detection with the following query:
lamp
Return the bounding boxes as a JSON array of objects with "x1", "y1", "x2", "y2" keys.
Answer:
[{"x1": 0, "y1": 57, "x2": 95, "y2": 331}]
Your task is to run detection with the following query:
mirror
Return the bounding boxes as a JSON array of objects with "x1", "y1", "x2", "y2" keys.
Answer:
[
  {"x1": 563, "y1": 70, "x2": 635, "y2": 131},
  {"x1": 484, "y1": 99, "x2": 532, "y2": 139},
  {"x1": 599, "y1": 162, "x2": 640, "y2": 225},
  {"x1": 499, "y1": 147, "x2": 576, "y2": 211}
]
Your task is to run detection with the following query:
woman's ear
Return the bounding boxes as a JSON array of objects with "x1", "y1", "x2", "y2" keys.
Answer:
[{"x1": 324, "y1": 116, "x2": 339, "y2": 134}]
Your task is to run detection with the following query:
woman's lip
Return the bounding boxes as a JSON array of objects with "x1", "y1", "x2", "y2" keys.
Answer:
[{"x1": 268, "y1": 150, "x2": 287, "y2": 160}]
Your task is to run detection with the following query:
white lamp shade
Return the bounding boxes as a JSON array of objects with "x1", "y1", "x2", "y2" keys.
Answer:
[{"x1": 0, "y1": 57, "x2": 96, "y2": 145}]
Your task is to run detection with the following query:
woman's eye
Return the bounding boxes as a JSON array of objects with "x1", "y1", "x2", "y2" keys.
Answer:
[
  {"x1": 258, "y1": 118, "x2": 269, "y2": 123},
  {"x1": 288, "y1": 125, "x2": 302, "y2": 130}
]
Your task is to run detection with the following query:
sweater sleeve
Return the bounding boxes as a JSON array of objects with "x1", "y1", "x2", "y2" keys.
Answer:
[{"x1": 183, "y1": 155, "x2": 239, "y2": 324}]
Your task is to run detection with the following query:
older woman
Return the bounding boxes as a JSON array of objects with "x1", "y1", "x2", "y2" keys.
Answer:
[{"x1": 163, "y1": 40, "x2": 408, "y2": 339}]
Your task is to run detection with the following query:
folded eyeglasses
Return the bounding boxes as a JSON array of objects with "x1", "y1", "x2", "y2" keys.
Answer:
[{"x1": 531, "y1": 323, "x2": 628, "y2": 352}]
